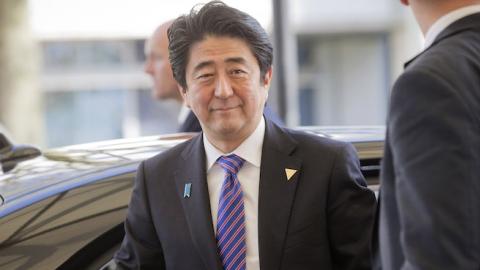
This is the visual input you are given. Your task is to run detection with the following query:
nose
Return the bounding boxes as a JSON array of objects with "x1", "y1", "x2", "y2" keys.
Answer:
[{"x1": 214, "y1": 73, "x2": 234, "y2": 99}]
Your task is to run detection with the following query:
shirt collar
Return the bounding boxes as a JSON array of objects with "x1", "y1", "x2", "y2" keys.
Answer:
[
  {"x1": 424, "y1": 5, "x2": 480, "y2": 49},
  {"x1": 178, "y1": 104, "x2": 191, "y2": 124},
  {"x1": 204, "y1": 116, "x2": 265, "y2": 171}
]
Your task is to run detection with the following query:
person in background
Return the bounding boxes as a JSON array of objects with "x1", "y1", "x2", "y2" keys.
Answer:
[
  {"x1": 377, "y1": 0, "x2": 480, "y2": 269},
  {"x1": 113, "y1": 1, "x2": 376, "y2": 269},
  {"x1": 144, "y1": 20, "x2": 202, "y2": 132}
]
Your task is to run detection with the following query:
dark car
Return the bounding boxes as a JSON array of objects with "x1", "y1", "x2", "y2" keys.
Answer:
[{"x1": 0, "y1": 127, "x2": 384, "y2": 270}]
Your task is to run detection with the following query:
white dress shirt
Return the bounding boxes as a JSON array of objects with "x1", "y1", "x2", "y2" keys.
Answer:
[
  {"x1": 424, "y1": 5, "x2": 480, "y2": 48},
  {"x1": 203, "y1": 117, "x2": 265, "y2": 270}
]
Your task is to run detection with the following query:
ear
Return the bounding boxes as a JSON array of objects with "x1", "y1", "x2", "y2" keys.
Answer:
[
  {"x1": 179, "y1": 85, "x2": 191, "y2": 108},
  {"x1": 262, "y1": 66, "x2": 273, "y2": 90},
  {"x1": 400, "y1": 0, "x2": 409, "y2": 6}
]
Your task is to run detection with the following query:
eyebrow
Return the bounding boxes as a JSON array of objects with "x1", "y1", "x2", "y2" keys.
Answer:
[
  {"x1": 192, "y1": 57, "x2": 247, "y2": 73},
  {"x1": 225, "y1": 57, "x2": 247, "y2": 65},
  {"x1": 192, "y1": 61, "x2": 214, "y2": 73}
]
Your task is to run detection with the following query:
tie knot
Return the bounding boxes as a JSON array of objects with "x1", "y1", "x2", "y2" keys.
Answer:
[{"x1": 216, "y1": 154, "x2": 245, "y2": 175}]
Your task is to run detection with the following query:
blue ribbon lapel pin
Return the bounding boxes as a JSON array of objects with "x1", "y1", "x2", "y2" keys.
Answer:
[{"x1": 184, "y1": 183, "x2": 192, "y2": 198}]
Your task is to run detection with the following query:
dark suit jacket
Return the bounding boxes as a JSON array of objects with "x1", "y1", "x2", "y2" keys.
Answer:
[
  {"x1": 114, "y1": 119, "x2": 376, "y2": 270},
  {"x1": 377, "y1": 13, "x2": 480, "y2": 270},
  {"x1": 178, "y1": 105, "x2": 284, "y2": 133},
  {"x1": 178, "y1": 111, "x2": 202, "y2": 133}
]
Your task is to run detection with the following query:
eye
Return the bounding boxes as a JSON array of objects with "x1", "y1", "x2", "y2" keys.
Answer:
[
  {"x1": 196, "y1": 73, "x2": 213, "y2": 80},
  {"x1": 230, "y1": 69, "x2": 247, "y2": 76}
]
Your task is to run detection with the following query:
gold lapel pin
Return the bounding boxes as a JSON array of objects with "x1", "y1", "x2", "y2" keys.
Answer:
[{"x1": 285, "y1": 168, "x2": 297, "y2": 181}]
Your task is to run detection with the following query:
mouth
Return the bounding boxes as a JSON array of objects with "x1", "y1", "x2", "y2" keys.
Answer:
[{"x1": 211, "y1": 106, "x2": 240, "y2": 112}]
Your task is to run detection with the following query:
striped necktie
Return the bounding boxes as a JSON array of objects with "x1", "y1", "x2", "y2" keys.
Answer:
[{"x1": 216, "y1": 154, "x2": 247, "y2": 270}]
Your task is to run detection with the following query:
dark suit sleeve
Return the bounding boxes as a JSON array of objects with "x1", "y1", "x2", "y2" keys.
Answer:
[
  {"x1": 113, "y1": 161, "x2": 166, "y2": 269},
  {"x1": 388, "y1": 70, "x2": 478, "y2": 269},
  {"x1": 327, "y1": 143, "x2": 377, "y2": 270}
]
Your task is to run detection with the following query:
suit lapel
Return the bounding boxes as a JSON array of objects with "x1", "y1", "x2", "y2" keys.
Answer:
[
  {"x1": 258, "y1": 121, "x2": 302, "y2": 270},
  {"x1": 174, "y1": 134, "x2": 222, "y2": 270}
]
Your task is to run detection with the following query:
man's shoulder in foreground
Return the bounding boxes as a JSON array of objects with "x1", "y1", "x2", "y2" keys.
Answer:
[{"x1": 404, "y1": 13, "x2": 480, "y2": 80}]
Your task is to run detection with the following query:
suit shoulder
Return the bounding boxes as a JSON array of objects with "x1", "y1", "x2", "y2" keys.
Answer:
[
  {"x1": 406, "y1": 33, "x2": 480, "y2": 81},
  {"x1": 278, "y1": 127, "x2": 366, "y2": 186},
  {"x1": 142, "y1": 135, "x2": 197, "y2": 169},
  {"x1": 283, "y1": 127, "x2": 354, "y2": 155},
  {"x1": 395, "y1": 33, "x2": 480, "y2": 107}
]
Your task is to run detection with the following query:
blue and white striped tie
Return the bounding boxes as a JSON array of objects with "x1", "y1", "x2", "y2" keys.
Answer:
[{"x1": 216, "y1": 154, "x2": 247, "y2": 270}]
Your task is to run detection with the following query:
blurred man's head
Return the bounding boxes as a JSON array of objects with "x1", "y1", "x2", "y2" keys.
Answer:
[{"x1": 144, "y1": 20, "x2": 182, "y2": 101}]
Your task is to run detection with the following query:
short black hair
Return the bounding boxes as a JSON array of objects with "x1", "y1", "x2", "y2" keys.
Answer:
[{"x1": 168, "y1": 0, "x2": 273, "y2": 90}]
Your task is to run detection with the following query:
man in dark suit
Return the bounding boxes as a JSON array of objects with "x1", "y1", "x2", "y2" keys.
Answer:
[
  {"x1": 145, "y1": 20, "x2": 282, "y2": 133},
  {"x1": 114, "y1": 1, "x2": 376, "y2": 269},
  {"x1": 377, "y1": 0, "x2": 480, "y2": 269}
]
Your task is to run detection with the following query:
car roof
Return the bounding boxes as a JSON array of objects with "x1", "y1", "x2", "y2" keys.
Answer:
[{"x1": 0, "y1": 133, "x2": 194, "y2": 216}]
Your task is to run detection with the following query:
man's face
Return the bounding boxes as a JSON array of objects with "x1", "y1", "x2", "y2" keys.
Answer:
[
  {"x1": 144, "y1": 26, "x2": 180, "y2": 101},
  {"x1": 181, "y1": 36, "x2": 272, "y2": 142}
]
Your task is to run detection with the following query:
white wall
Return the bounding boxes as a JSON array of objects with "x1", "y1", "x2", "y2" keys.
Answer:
[{"x1": 288, "y1": 0, "x2": 424, "y2": 126}]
